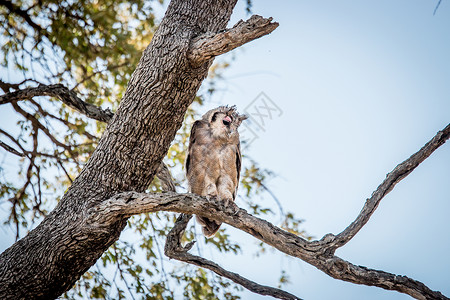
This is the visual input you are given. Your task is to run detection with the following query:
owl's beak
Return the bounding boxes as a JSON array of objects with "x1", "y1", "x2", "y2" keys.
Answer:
[{"x1": 223, "y1": 116, "x2": 232, "y2": 126}]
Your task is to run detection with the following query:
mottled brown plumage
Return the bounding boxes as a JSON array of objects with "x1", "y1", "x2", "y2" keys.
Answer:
[{"x1": 186, "y1": 106, "x2": 247, "y2": 237}]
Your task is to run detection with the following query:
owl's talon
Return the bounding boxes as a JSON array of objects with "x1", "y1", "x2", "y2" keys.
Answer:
[
  {"x1": 221, "y1": 199, "x2": 239, "y2": 215},
  {"x1": 205, "y1": 195, "x2": 217, "y2": 202},
  {"x1": 232, "y1": 206, "x2": 240, "y2": 215},
  {"x1": 230, "y1": 203, "x2": 240, "y2": 215}
]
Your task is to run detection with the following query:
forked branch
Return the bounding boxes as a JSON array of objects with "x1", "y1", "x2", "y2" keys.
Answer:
[{"x1": 164, "y1": 214, "x2": 300, "y2": 300}]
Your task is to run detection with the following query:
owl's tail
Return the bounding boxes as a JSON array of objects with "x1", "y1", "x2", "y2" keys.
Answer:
[{"x1": 196, "y1": 216, "x2": 221, "y2": 237}]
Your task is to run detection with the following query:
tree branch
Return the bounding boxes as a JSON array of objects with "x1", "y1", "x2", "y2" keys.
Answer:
[
  {"x1": 329, "y1": 122, "x2": 450, "y2": 250},
  {"x1": 316, "y1": 256, "x2": 448, "y2": 300},
  {"x1": 164, "y1": 214, "x2": 300, "y2": 300},
  {"x1": 87, "y1": 122, "x2": 450, "y2": 300},
  {"x1": 434, "y1": 0, "x2": 442, "y2": 15},
  {"x1": 0, "y1": 140, "x2": 24, "y2": 157},
  {"x1": 0, "y1": 84, "x2": 113, "y2": 122},
  {"x1": 0, "y1": 79, "x2": 22, "y2": 93},
  {"x1": 158, "y1": 160, "x2": 296, "y2": 299},
  {"x1": 188, "y1": 15, "x2": 279, "y2": 66},
  {"x1": 29, "y1": 98, "x2": 98, "y2": 141},
  {"x1": 0, "y1": 128, "x2": 78, "y2": 163},
  {"x1": 88, "y1": 190, "x2": 448, "y2": 300},
  {"x1": 1, "y1": 84, "x2": 173, "y2": 191}
]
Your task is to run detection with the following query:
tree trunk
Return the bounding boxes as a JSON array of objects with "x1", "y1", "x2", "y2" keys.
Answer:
[{"x1": 0, "y1": 0, "x2": 237, "y2": 298}]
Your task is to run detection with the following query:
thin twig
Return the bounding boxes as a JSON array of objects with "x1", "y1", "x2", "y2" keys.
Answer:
[
  {"x1": 434, "y1": 0, "x2": 442, "y2": 15},
  {"x1": 0, "y1": 140, "x2": 24, "y2": 157}
]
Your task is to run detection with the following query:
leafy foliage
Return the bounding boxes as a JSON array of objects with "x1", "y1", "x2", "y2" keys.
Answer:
[{"x1": 0, "y1": 1, "x2": 308, "y2": 299}]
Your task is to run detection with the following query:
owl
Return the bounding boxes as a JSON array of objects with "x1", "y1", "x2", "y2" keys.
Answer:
[{"x1": 186, "y1": 106, "x2": 248, "y2": 237}]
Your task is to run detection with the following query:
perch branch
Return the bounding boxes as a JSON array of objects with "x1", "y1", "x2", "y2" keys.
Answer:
[
  {"x1": 188, "y1": 15, "x2": 278, "y2": 66},
  {"x1": 87, "y1": 190, "x2": 447, "y2": 299},
  {"x1": 159, "y1": 158, "x2": 296, "y2": 299}
]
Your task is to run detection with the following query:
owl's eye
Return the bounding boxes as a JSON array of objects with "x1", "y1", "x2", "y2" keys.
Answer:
[{"x1": 223, "y1": 116, "x2": 232, "y2": 126}]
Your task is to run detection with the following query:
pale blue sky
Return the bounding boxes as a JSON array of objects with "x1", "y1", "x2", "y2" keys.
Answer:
[
  {"x1": 1, "y1": 1, "x2": 449, "y2": 299},
  {"x1": 202, "y1": 0, "x2": 450, "y2": 299}
]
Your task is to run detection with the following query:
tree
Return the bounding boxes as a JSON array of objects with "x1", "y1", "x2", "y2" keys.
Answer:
[{"x1": 0, "y1": 0, "x2": 449, "y2": 299}]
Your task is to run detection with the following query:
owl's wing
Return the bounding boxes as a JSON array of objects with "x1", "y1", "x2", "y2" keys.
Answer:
[
  {"x1": 234, "y1": 142, "x2": 243, "y2": 201},
  {"x1": 186, "y1": 120, "x2": 202, "y2": 176}
]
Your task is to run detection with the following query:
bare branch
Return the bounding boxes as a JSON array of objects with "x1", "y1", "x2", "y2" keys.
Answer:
[
  {"x1": 2, "y1": 85, "x2": 172, "y2": 188},
  {"x1": 7, "y1": 126, "x2": 40, "y2": 240},
  {"x1": 0, "y1": 84, "x2": 113, "y2": 122},
  {"x1": 316, "y1": 257, "x2": 448, "y2": 300},
  {"x1": 0, "y1": 128, "x2": 74, "y2": 162},
  {"x1": 165, "y1": 214, "x2": 300, "y2": 300},
  {"x1": 87, "y1": 122, "x2": 450, "y2": 300},
  {"x1": 0, "y1": 140, "x2": 24, "y2": 157},
  {"x1": 434, "y1": 0, "x2": 442, "y2": 15},
  {"x1": 0, "y1": 128, "x2": 29, "y2": 154},
  {"x1": 329, "y1": 123, "x2": 450, "y2": 250},
  {"x1": 89, "y1": 190, "x2": 448, "y2": 299},
  {"x1": 56, "y1": 159, "x2": 73, "y2": 184},
  {"x1": 0, "y1": 79, "x2": 22, "y2": 93},
  {"x1": 188, "y1": 15, "x2": 279, "y2": 66},
  {"x1": 29, "y1": 99, "x2": 98, "y2": 141}
]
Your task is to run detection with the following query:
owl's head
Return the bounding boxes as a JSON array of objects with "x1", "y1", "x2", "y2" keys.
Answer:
[{"x1": 202, "y1": 105, "x2": 248, "y2": 140}]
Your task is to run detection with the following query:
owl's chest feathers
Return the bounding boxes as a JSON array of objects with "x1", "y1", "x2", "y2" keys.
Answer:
[
  {"x1": 198, "y1": 140, "x2": 236, "y2": 172},
  {"x1": 189, "y1": 139, "x2": 237, "y2": 186},
  {"x1": 187, "y1": 123, "x2": 240, "y2": 196}
]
